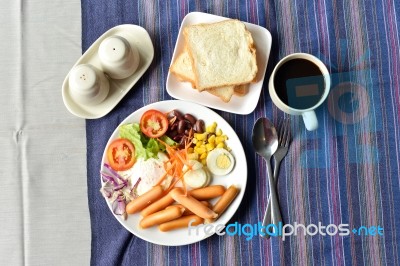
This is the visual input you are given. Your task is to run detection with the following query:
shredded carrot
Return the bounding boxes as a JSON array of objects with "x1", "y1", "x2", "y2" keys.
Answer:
[
  {"x1": 154, "y1": 161, "x2": 176, "y2": 186},
  {"x1": 166, "y1": 166, "x2": 191, "y2": 193},
  {"x1": 155, "y1": 137, "x2": 196, "y2": 195}
]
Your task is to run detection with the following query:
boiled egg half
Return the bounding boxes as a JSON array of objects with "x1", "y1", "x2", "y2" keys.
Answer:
[{"x1": 206, "y1": 148, "x2": 235, "y2": 176}]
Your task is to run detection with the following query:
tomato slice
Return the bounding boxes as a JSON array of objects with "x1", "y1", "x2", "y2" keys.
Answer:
[
  {"x1": 140, "y1": 109, "x2": 169, "y2": 138},
  {"x1": 106, "y1": 138, "x2": 136, "y2": 171}
]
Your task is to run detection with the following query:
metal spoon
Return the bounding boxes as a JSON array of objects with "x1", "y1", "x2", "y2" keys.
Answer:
[{"x1": 252, "y1": 118, "x2": 282, "y2": 237}]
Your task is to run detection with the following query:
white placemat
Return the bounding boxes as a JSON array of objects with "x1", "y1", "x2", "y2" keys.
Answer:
[{"x1": 0, "y1": 1, "x2": 90, "y2": 265}]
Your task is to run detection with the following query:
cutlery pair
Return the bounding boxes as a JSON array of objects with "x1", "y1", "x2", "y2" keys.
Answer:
[{"x1": 252, "y1": 118, "x2": 291, "y2": 238}]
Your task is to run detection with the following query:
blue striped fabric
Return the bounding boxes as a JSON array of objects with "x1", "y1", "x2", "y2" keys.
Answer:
[{"x1": 83, "y1": 0, "x2": 400, "y2": 265}]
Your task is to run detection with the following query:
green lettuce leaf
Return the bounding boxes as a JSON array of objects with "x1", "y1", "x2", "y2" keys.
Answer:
[
  {"x1": 118, "y1": 123, "x2": 176, "y2": 160},
  {"x1": 119, "y1": 123, "x2": 148, "y2": 159}
]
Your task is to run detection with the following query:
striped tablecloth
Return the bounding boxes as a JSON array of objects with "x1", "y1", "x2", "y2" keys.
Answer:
[{"x1": 83, "y1": 1, "x2": 400, "y2": 265}]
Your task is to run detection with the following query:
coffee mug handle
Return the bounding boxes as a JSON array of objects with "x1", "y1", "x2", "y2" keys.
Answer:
[{"x1": 302, "y1": 111, "x2": 318, "y2": 131}]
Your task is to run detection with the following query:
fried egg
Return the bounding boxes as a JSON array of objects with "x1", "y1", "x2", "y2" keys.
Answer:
[{"x1": 119, "y1": 152, "x2": 172, "y2": 196}]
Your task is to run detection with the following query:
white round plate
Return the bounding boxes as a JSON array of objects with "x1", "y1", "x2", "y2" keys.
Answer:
[{"x1": 100, "y1": 100, "x2": 247, "y2": 246}]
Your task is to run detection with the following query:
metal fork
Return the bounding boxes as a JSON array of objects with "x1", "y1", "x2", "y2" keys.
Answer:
[{"x1": 262, "y1": 118, "x2": 291, "y2": 238}]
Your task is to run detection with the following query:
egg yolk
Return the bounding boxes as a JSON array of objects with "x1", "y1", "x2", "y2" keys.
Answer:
[{"x1": 216, "y1": 154, "x2": 231, "y2": 169}]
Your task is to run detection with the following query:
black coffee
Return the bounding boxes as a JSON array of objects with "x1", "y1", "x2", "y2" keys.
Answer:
[{"x1": 274, "y1": 58, "x2": 325, "y2": 110}]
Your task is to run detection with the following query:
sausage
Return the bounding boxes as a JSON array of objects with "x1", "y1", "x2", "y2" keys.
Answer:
[
  {"x1": 140, "y1": 193, "x2": 175, "y2": 217},
  {"x1": 159, "y1": 215, "x2": 204, "y2": 232},
  {"x1": 166, "y1": 201, "x2": 211, "y2": 216},
  {"x1": 126, "y1": 185, "x2": 164, "y2": 214},
  {"x1": 188, "y1": 185, "x2": 226, "y2": 201},
  {"x1": 208, "y1": 185, "x2": 240, "y2": 223},
  {"x1": 139, "y1": 205, "x2": 185, "y2": 229},
  {"x1": 169, "y1": 188, "x2": 218, "y2": 220}
]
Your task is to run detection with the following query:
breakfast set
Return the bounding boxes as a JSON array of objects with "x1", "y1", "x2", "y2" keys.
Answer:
[{"x1": 63, "y1": 12, "x2": 332, "y2": 244}]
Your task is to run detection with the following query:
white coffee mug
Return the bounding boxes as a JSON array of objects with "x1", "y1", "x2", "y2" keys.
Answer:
[{"x1": 268, "y1": 53, "x2": 330, "y2": 131}]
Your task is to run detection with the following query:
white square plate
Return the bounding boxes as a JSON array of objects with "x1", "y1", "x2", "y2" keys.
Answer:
[{"x1": 166, "y1": 12, "x2": 272, "y2": 115}]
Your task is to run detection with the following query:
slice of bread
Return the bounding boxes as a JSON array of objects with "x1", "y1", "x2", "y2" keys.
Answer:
[
  {"x1": 207, "y1": 83, "x2": 249, "y2": 102},
  {"x1": 169, "y1": 49, "x2": 196, "y2": 87},
  {"x1": 206, "y1": 86, "x2": 235, "y2": 102},
  {"x1": 184, "y1": 19, "x2": 257, "y2": 91},
  {"x1": 170, "y1": 49, "x2": 236, "y2": 102},
  {"x1": 234, "y1": 84, "x2": 249, "y2": 96}
]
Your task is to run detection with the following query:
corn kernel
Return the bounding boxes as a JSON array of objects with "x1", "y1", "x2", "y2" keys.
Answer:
[
  {"x1": 187, "y1": 153, "x2": 199, "y2": 160},
  {"x1": 206, "y1": 122, "x2": 217, "y2": 133},
  {"x1": 200, "y1": 152, "x2": 208, "y2": 159},
  {"x1": 206, "y1": 143, "x2": 215, "y2": 151},
  {"x1": 201, "y1": 158, "x2": 207, "y2": 165},
  {"x1": 196, "y1": 140, "x2": 203, "y2": 147},
  {"x1": 217, "y1": 143, "x2": 225, "y2": 149},
  {"x1": 215, "y1": 136, "x2": 225, "y2": 144},
  {"x1": 192, "y1": 138, "x2": 198, "y2": 144},
  {"x1": 216, "y1": 128, "x2": 223, "y2": 136},
  {"x1": 195, "y1": 147, "x2": 206, "y2": 154},
  {"x1": 195, "y1": 132, "x2": 207, "y2": 141},
  {"x1": 208, "y1": 135, "x2": 216, "y2": 144}
]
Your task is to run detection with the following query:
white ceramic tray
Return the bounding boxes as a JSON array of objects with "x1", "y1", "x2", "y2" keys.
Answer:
[{"x1": 62, "y1": 24, "x2": 154, "y2": 119}]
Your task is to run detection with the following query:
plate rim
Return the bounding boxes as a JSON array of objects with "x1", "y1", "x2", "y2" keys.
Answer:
[
  {"x1": 100, "y1": 100, "x2": 248, "y2": 246},
  {"x1": 166, "y1": 12, "x2": 272, "y2": 115}
]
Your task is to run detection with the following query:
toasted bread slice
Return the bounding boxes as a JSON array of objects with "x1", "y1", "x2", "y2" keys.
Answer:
[
  {"x1": 169, "y1": 49, "x2": 196, "y2": 86},
  {"x1": 207, "y1": 83, "x2": 249, "y2": 102},
  {"x1": 206, "y1": 86, "x2": 235, "y2": 102},
  {"x1": 170, "y1": 49, "x2": 236, "y2": 102},
  {"x1": 234, "y1": 84, "x2": 249, "y2": 96},
  {"x1": 184, "y1": 19, "x2": 257, "y2": 91}
]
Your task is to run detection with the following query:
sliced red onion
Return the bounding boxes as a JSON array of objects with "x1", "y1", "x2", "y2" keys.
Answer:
[
  {"x1": 113, "y1": 182, "x2": 127, "y2": 191},
  {"x1": 100, "y1": 172, "x2": 119, "y2": 186},
  {"x1": 112, "y1": 194, "x2": 126, "y2": 216},
  {"x1": 129, "y1": 177, "x2": 141, "y2": 199},
  {"x1": 122, "y1": 189, "x2": 134, "y2": 202},
  {"x1": 132, "y1": 177, "x2": 141, "y2": 189},
  {"x1": 103, "y1": 163, "x2": 127, "y2": 184},
  {"x1": 100, "y1": 181, "x2": 114, "y2": 198},
  {"x1": 101, "y1": 164, "x2": 137, "y2": 220}
]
